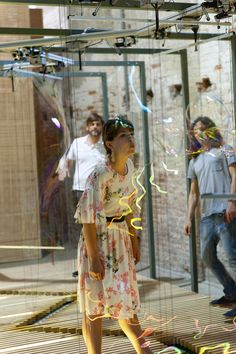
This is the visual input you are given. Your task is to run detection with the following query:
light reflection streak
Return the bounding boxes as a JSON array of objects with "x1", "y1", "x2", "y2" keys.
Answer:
[
  {"x1": 51, "y1": 117, "x2": 61, "y2": 128},
  {"x1": 0, "y1": 312, "x2": 33, "y2": 319},
  {"x1": 0, "y1": 336, "x2": 77, "y2": 353},
  {"x1": 149, "y1": 163, "x2": 167, "y2": 194},
  {"x1": 128, "y1": 65, "x2": 152, "y2": 113},
  {"x1": 0, "y1": 245, "x2": 64, "y2": 250},
  {"x1": 0, "y1": 294, "x2": 73, "y2": 309},
  {"x1": 161, "y1": 161, "x2": 178, "y2": 175}
]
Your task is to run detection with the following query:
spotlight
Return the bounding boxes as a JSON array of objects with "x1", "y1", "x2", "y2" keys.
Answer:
[{"x1": 114, "y1": 36, "x2": 136, "y2": 48}]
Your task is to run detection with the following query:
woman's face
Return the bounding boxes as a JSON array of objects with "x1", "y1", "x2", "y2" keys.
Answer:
[
  {"x1": 106, "y1": 128, "x2": 135, "y2": 157},
  {"x1": 193, "y1": 121, "x2": 207, "y2": 144}
]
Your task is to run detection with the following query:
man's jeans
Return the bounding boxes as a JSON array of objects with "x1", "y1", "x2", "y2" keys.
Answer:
[
  {"x1": 68, "y1": 190, "x2": 83, "y2": 244},
  {"x1": 200, "y1": 213, "x2": 236, "y2": 298}
]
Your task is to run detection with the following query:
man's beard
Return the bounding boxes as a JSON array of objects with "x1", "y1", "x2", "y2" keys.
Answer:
[{"x1": 89, "y1": 129, "x2": 101, "y2": 137}]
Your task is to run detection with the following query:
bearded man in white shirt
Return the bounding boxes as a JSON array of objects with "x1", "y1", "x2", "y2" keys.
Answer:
[
  {"x1": 60, "y1": 113, "x2": 105, "y2": 275},
  {"x1": 66, "y1": 113, "x2": 105, "y2": 205}
]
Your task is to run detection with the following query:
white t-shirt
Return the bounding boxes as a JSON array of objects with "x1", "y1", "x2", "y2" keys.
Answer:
[{"x1": 67, "y1": 135, "x2": 106, "y2": 191}]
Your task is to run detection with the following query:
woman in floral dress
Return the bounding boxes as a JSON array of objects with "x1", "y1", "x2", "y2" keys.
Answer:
[{"x1": 75, "y1": 116, "x2": 153, "y2": 354}]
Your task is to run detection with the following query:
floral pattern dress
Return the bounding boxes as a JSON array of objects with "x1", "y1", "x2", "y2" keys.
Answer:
[{"x1": 74, "y1": 158, "x2": 140, "y2": 319}]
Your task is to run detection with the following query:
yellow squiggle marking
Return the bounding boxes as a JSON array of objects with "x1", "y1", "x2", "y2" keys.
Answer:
[
  {"x1": 107, "y1": 189, "x2": 135, "y2": 228},
  {"x1": 199, "y1": 342, "x2": 230, "y2": 354},
  {"x1": 107, "y1": 166, "x2": 149, "y2": 236},
  {"x1": 87, "y1": 313, "x2": 116, "y2": 321},
  {"x1": 155, "y1": 346, "x2": 182, "y2": 354},
  {"x1": 189, "y1": 149, "x2": 205, "y2": 156},
  {"x1": 131, "y1": 218, "x2": 142, "y2": 230},
  {"x1": 149, "y1": 163, "x2": 167, "y2": 194},
  {"x1": 140, "y1": 314, "x2": 177, "y2": 327},
  {"x1": 128, "y1": 313, "x2": 177, "y2": 330},
  {"x1": 194, "y1": 316, "x2": 236, "y2": 339},
  {"x1": 119, "y1": 190, "x2": 136, "y2": 215},
  {"x1": 107, "y1": 188, "x2": 141, "y2": 237},
  {"x1": 194, "y1": 318, "x2": 219, "y2": 339},
  {"x1": 224, "y1": 316, "x2": 236, "y2": 332},
  {"x1": 135, "y1": 166, "x2": 146, "y2": 210}
]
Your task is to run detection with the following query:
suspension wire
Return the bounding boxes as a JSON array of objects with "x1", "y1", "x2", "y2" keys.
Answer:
[
  {"x1": 195, "y1": 40, "x2": 217, "y2": 326},
  {"x1": 159, "y1": 50, "x2": 177, "y2": 337},
  {"x1": 229, "y1": 30, "x2": 236, "y2": 150},
  {"x1": 63, "y1": 0, "x2": 83, "y2": 342},
  {"x1": 139, "y1": 7, "x2": 177, "y2": 333}
]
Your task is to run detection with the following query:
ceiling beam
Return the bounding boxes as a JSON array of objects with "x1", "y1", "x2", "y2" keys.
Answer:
[
  {"x1": 0, "y1": 27, "x2": 230, "y2": 40},
  {"x1": 0, "y1": 27, "x2": 229, "y2": 40},
  {"x1": 0, "y1": 0, "x2": 195, "y2": 12},
  {"x1": 0, "y1": 27, "x2": 85, "y2": 36}
]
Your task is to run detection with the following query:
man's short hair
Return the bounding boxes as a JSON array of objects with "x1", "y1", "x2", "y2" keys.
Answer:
[{"x1": 86, "y1": 113, "x2": 104, "y2": 126}]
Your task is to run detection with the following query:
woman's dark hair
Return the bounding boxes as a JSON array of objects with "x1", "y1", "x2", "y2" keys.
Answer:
[
  {"x1": 103, "y1": 115, "x2": 134, "y2": 156},
  {"x1": 188, "y1": 116, "x2": 224, "y2": 158},
  {"x1": 192, "y1": 116, "x2": 216, "y2": 130},
  {"x1": 86, "y1": 112, "x2": 104, "y2": 126}
]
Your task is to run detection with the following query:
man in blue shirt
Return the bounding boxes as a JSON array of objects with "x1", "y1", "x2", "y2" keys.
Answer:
[{"x1": 184, "y1": 116, "x2": 236, "y2": 317}]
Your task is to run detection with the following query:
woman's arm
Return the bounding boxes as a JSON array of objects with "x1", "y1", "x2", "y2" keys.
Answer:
[
  {"x1": 83, "y1": 223, "x2": 105, "y2": 280},
  {"x1": 184, "y1": 179, "x2": 199, "y2": 235}
]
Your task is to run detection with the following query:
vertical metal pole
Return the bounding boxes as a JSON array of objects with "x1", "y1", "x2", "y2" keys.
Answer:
[
  {"x1": 121, "y1": 10, "x2": 130, "y2": 112},
  {"x1": 101, "y1": 73, "x2": 109, "y2": 121},
  {"x1": 231, "y1": 36, "x2": 236, "y2": 129},
  {"x1": 180, "y1": 50, "x2": 198, "y2": 292},
  {"x1": 139, "y1": 62, "x2": 156, "y2": 279}
]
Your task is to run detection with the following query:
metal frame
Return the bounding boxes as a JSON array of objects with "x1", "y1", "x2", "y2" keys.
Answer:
[
  {"x1": 60, "y1": 71, "x2": 109, "y2": 121},
  {"x1": 74, "y1": 60, "x2": 156, "y2": 278},
  {"x1": 0, "y1": 59, "x2": 156, "y2": 277},
  {"x1": 231, "y1": 35, "x2": 236, "y2": 129},
  {"x1": 0, "y1": 0, "x2": 232, "y2": 52},
  {"x1": 0, "y1": 69, "x2": 109, "y2": 121},
  {"x1": 0, "y1": 28, "x2": 230, "y2": 40},
  {"x1": 0, "y1": 0, "x2": 194, "y2": 12},
  {"x1": 179, "y1": 35, "x2": 236, "y2": 292},
  {"x1": 180, "y1": 50, "x2": 198, "y2": 293},
  {"x1": 0, "y1": 24, "x2": 235, "y2": 285}
]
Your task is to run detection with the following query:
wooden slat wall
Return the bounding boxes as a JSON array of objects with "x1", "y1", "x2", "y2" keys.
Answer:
[{"x1": 0, "y1": 5, "x2": 41, "y2": 262}]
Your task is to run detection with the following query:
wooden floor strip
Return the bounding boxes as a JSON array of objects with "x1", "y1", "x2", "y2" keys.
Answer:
[{"x1": 1, "y1": 279, "x2": 235, "y2": 353}]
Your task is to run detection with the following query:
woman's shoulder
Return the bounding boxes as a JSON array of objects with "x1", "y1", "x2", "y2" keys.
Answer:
[{"x1": 90, "y1": 159, "x2": 112, "y2": 179}]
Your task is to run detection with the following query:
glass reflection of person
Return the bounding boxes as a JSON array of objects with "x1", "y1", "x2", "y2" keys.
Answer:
[
  {"x1": 184, "y1": 116, "x2": 236, "y2": 317},
  {"x1": 58, "y1": 113, "x2": 105, "y2": 246},
  {"x1": 75, "y1": 116, "x2": 153, "y2": 354},
  {"x1": 66, "y1": 113, "x2": 105, "y2": 216}
]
